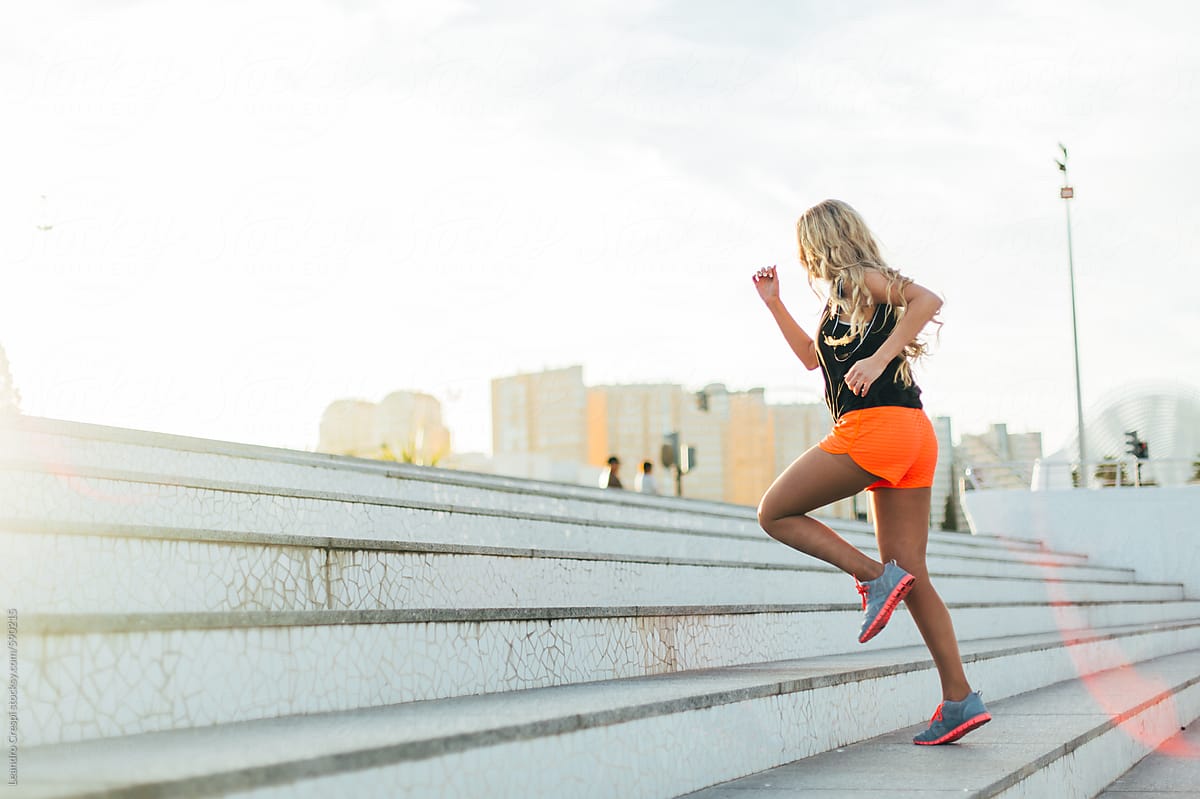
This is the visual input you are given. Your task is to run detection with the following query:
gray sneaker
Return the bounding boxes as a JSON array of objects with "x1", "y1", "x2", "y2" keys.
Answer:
[
  {"x1": 855, "y1": 560, "x2": 915, "y2": 643},
  {"x1": 913, "y1": 691, "x2": 992, "y2": 745}
]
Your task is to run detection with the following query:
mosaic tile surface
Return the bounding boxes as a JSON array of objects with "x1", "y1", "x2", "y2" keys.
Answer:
[
  {"x1": 0, "y1": 471, "x2": 1129, "y2": 582},
  {"x1": 3, "y1": 420, "x2": 1197, "y2": 799},
  {"x1": 17, "y1": 612, "x2": 1200, "y2": 747},
  {"x1": 3, "y1": 532, "x2": 326, "y2": 613},
  {"x1": 0, "y1": 425, "x2": 1094, "y2": 567},
  {"x1": 1, "y1": 528, "x2": 1185, "y2": 622},
  {"x1": 217, "y1": 657, "x2": 1200, "y2": 799}
]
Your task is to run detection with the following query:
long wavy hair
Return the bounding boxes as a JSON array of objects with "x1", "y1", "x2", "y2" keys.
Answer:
[{"x1": 795, "y1": 199, "x2": 936, "y2": 386}]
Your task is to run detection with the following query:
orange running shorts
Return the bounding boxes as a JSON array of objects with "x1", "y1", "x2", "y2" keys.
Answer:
[{"x1": 817, "y1": 406, "x2": 938, "y2": 490}]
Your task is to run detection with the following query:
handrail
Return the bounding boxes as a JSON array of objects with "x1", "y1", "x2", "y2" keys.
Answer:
[{"x1": 961, "y1": 457, "x2": 1199, "y2": 490}]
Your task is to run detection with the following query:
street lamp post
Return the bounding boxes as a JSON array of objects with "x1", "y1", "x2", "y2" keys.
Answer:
[{"x1": 1055, "y1": 143, "x2": 1088, "y2": 477}]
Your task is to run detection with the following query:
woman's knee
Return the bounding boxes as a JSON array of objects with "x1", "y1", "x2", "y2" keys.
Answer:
[
  {"x1": 756, "y1": 498, "x2": 777, "y2": 532},
  {"x1": 757, "y1": 494, "x2": 790, "y2": 534},
  {"x1": 757, "y1": 492, "x2": 811, "y2": 535}
]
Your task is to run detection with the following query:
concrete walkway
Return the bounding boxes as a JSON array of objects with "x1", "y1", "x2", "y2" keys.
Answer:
[{"x1": 678, "y1": 652, "x2": 1200, "y2": 798}]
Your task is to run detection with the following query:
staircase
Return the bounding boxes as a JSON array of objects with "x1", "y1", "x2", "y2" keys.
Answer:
[{"x1": 4, "y1": 415, "x2": 1198, "y2": 798}]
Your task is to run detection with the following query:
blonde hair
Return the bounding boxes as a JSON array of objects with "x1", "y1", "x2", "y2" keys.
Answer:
[{"x1": 795, "y1": 199, "x2": 936, "y2": 386}]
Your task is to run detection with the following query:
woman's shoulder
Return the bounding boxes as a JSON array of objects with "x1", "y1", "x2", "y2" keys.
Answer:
[{"x1": 860, "y1": 268, "x2": 906, "y2": 304}]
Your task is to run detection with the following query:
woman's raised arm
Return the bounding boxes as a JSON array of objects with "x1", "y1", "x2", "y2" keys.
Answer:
[{"x1": 753, "y1": 265, "x2": 821, "y2": 371}]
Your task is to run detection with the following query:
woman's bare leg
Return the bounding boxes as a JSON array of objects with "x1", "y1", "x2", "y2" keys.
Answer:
[
  {"x1": 870, "y1": 486, "x2": 972, "y2": 701},
  {"x1": 757, "y1": 446, "x2": 884, "y2": 580}
]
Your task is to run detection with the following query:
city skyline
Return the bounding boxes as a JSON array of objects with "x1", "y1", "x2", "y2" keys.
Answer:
[{"x1": 3, "y1": 2, "x2": 1198, "y2": 458}]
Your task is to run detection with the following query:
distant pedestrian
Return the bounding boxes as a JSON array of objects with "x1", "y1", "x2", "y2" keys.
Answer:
[
  {"x1": 635, "y1": 461, "x2": 659, "y2": 494},
  {"x1": 752, "y1": 199, "x2": 990, "y2": 745},
  {"x1": 601, "y1": 456, "x2": 623, "y2": 489}
]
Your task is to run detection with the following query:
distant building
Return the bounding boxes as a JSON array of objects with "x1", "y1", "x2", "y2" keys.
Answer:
[
  {"x1": 487, "y1": 366, "x2": 864, "y2": 520},
  {"x1": 586, "y1": 381, "x2": 684, "y2": 489},
  {"x1": 492, "y1": 366, "x2": 589, "y2": 464},
  {"x1": 318, "y1": 399, "x2": 376, "y2": 455},
  {"x1": 930, "y1": 416, "x2": 964, "y2": 531},
  {"x1": 957, "y1": 423, "x2": 1043, "y2": 491},
  {"x1": 586, "y1": 381, "x2": 781, "y2": 506},
  {"x1": 317, "y1": 391, "x2": 451, "y2": 464}
]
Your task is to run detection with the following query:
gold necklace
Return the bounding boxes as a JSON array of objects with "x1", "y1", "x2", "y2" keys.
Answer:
[{"x1": 830, "y1": 305, "x2": 882, "y2": 363}]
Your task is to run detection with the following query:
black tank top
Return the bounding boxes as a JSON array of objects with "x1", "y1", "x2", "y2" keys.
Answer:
[{"x1": 816, "y1": 303, "x2": 923, "y2": 420}]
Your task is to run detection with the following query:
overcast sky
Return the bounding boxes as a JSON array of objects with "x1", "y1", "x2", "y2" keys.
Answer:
[{"x1": 3, "y1": 0, "x2": 1198, "y2": 457}]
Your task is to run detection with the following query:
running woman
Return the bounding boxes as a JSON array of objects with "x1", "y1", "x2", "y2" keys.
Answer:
[{"x1": 752, "y1": 199, "x2": 990, "y2": 745}]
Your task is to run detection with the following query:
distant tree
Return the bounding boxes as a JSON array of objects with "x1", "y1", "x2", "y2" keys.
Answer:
[
  {"x1": 1191, "y1": 454, "x2": 1200, "y2": 484},
  {"x1": 401, "y1": 442, "x2": 448, "y2": 467},
  {"x1": 941, "y1": 494, "x2": 960, "y2": 532},
  {"x1": 377, "y1": 438, "x2": 446, "y2": 466},
  {"x1": 1094, "y1": 455, "x2": 1132, "y2": 488}
]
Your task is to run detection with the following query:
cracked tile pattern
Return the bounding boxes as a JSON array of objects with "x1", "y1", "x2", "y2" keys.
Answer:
[
  {"x1": 324, "y1": 551, "x2": 1188, "y2": 621},
  {"x1": 0, "y1": 428, "x2": 751, "y2": 539},
  {"x1": 0, "y1": 527, "x2": 1180, "y2": 616},
  {"x1": 0, "y1": 518, "x2": 1182, "y2": 619},
  {"x1": 220, "y1": 665, "x2": 1200, "y2": 799},
  {"x1": 222, "y1": 689, "x2": 867, "y2": 799},
  {"x1": 18, "y1": 611, "x2": 1200, "y2": 748},
  {"x1": 18, "y1": 612, "x2": 843, "y2": 746},
  {"x1": 21, "y1": 670, "x2": 951, "y2": 799},
  {"x1": 325, "y1": 548, "x2": 828, "y2": 611},
  {"x1": 0, "y1": 470, "x2": 1122, "y2": 582},
  {"x1": 4, "y1": 419, "x2": 1195, "y2": 799},
  {"x1": 3, "y1": 532, "x2": 326, "y2": 613},
  {"x1": 0, "y1": 426, "x2": 1090, "y2": 568}
]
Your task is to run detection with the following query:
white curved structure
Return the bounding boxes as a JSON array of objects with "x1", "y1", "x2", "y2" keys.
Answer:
[{"x1": 1036, "y1": 381, "x2": 1200, "y2": 489}]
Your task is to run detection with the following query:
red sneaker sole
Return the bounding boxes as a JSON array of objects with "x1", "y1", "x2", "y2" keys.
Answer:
[
  {"x1": 858, "y1": 573, "x2": 916, "y2": 644},
  {"x1": 913, "y1": 712, "x2": 992, "y2": 746}
]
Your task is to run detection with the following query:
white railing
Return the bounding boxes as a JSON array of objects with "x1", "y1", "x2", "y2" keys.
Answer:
[{"x1": 962, "y1": 457, "x2": 1200, "y2": 491}]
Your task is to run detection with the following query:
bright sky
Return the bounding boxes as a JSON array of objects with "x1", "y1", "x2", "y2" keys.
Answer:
[{"x1": 3, "y1": 1, "x2": 1198, "y2": 457}]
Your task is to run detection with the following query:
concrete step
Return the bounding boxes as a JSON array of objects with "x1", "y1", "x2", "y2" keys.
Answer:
[
  {"x1": 0, "y1": 470, "x2": 1126, "y2": 582},
  {"x1": 1097, "y1": 715, "x2": 1200, "y2": 797},
  {"x1": 10, "y1": 414, "x2": 1190, "y2": 798},
  {"x1": 17, "y1": 598, "x2": 1200, "y2": 747},
  {"x1": 0, "y1": 460, "x2": 1089, "y2": 573},
  {"x1": 16, "y1": 623, "x2": 1200, "y2": 798},
  {"x1": 684, "y1": 649, "x2": 1200, "y2": 798},
  {"x1": 3, "y1": 519, "x2": 1184, "y2": 616},
  {"x1": 0, "y1": 416, "x2": 1084, "y2": 562}
]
